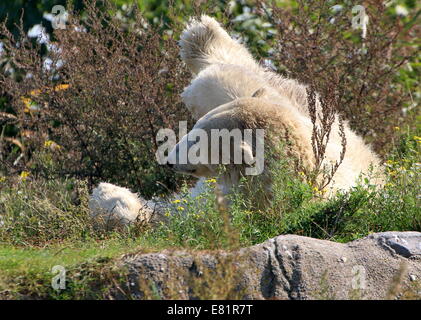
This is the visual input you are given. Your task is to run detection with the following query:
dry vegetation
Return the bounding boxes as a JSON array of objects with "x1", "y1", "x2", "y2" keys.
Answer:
[
  {"x1": 260, "y1": 0, "x2": 420, "y2": 155},
  {"x1": 0, "y1": 0, "x2": 191, "y2": 197}
]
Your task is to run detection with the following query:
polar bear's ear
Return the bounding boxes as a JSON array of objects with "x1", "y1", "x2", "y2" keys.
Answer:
[
  {"x1": 240, "y1": 141, "x2": 255, "y2": 165},
  {"x1": 252, "y1": 87, "x2": 266, "y2": 98}
]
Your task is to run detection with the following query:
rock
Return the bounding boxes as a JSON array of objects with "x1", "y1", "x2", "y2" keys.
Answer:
[
  {"x1": 369, "y1": 232, "x2": 421, "y2": 258},
  {"x1": 115, "y1": 232, "x2": 421, "y2": 300}
]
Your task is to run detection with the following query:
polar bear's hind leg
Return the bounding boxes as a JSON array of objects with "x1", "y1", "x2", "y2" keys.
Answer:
[{"x1": 180, "y1": 15, "x2": 260, "y2": 75}]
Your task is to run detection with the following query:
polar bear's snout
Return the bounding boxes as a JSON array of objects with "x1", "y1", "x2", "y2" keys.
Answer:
[
  {"x1": 166, "y1": 140, "x2": 198, "y2": 175},
  {"x1": 166, "y1": 133, "x2": 215, "y2": 177}
]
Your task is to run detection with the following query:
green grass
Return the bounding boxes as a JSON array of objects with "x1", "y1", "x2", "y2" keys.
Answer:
[
  {"x1": 0, "y1": 239, "x2": 144, "y2": 276},
  {"x1": 0, "y1": 237, "x2": 173, "y2": 299}
]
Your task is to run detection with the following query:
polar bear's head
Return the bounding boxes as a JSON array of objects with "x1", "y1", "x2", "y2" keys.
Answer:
[{"x1": 166, "y1": 98, "x2": 278, "y2": 179}]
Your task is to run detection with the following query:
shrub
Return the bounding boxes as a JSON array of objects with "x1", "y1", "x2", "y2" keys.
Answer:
[
  {"x1": 0, "y1": 0, "x2": 191, "y2": 197},
  {"x1": 259, "y1": 0, "x2": 420, "y2": 155}
]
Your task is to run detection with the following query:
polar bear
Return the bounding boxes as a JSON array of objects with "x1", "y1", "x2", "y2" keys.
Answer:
[
  {"x1": 89, "y1": 15, "x2": 384, "y2": 225},
  {"x1": 167, "y1": 97, "x2": 384, "y2": 200},
  {"x1": 172, "y1": 15, "x2": 384, "y2": 200}
]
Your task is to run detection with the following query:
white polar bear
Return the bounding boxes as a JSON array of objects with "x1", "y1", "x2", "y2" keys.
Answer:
[
  {"x1": 89, "y1": 15, "x2": 384, "y2": 226},
  {"x1": 168, "y1": 15, "x2": 384, "y2": 199}
]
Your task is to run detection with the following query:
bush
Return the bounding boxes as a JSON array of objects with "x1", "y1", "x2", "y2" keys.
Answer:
[
  {"x1": 0, "y1": 0, "x2": 191, "y2": 197},
  {"x1": 260, "y1": 0, "x2": 420, "y2": 155}
]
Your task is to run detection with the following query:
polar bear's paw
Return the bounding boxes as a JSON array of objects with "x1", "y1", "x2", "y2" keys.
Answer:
[
  {"x1": 180, "y1": 15, "x2": 229, "y2": 74},
  {"x1": 180, "y1": 15, "x2": 258, "y2": 75},
  {"x1": 89, "y1": 182, "x2": 154, "y2": 230}
]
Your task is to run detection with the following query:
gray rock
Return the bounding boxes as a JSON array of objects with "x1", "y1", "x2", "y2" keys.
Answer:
[
  {"x1": 369, "y1": 232, "x2": 421, "y2": 258},
  {"x1": 116, "y1": 232, "x2": 421, "y2": 300}
]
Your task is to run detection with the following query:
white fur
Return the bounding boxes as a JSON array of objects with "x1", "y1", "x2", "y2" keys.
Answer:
[
  {"x1": 88, "y1": 182, "x2": 153, "y2": 228},
  {"x1": 181, "y1": 64, "x2": 289, "y2": 120},
  {"x1": 88, "y1": 179, "x2": 210, "y2": 228},
  {"x1": 169, "y1": 98, "x2": 384, "y2": 199},
  {"x1": 180, "y1": 15, "x2": 261, "y2": 76},
  {"x1": 180, "y1": 15, "x2": 310, "y2": 117}
]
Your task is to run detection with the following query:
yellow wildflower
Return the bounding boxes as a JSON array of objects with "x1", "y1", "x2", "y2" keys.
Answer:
[
  {"x1": 177, "y1": 206, "x2": 185, "y2": 211},
  {"x1": 205, "y1": 178, "x2": 217, "y2": 183},
  {"x1": 172, "y1": 199, "x2": 181, "y2": 204},
  {"x1": 43, "y1": 140, "x2": 61, "y2": 150},
  {"x1": 21, "y1": 97, "x2": 32, "y2": 113},
  {"x1": 21, "y1": 84, "x2": 70, "y2": 112},
  {"x1": 20, "y1": 171, "x2": 30, "y2": 181},
  {"x1": 29, "y1": 89, "x2": 41, "y2": 96},
  {"x1": 54, "y1": 84, "x2": 70, "y2": 92}
]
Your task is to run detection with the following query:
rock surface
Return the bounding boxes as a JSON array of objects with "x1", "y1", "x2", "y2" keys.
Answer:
[{"x1": 118, "y1": 232, "x2": 421, "y2": 300}]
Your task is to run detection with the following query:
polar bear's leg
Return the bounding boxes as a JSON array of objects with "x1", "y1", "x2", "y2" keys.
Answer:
[
  {"x1": 89, "y1": 182, "x2": 154, "y2": 229},
  {"x1": 88, "y1": 178, "x2": 219, "y2": 229},
  {"x1": 180, "y1": 16, "x2": 312, "y2": 117},
  {"x1": 181, "y1": 64, "x2": 286, "y2": 119},
  {"x1": 180, "y1": 15, "x2": 260, "y2": 75}
]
